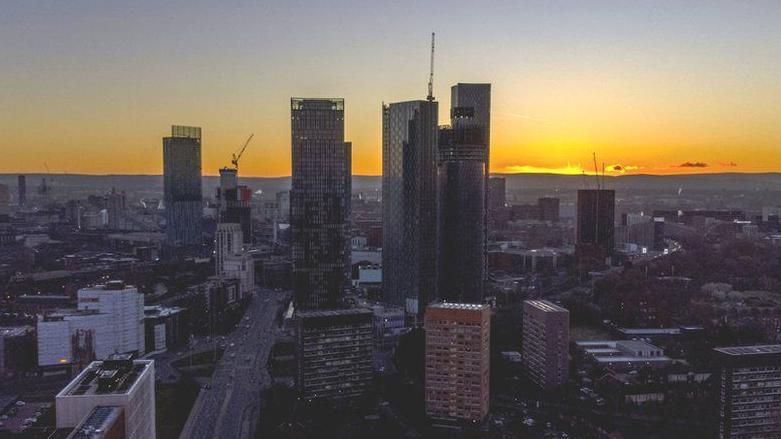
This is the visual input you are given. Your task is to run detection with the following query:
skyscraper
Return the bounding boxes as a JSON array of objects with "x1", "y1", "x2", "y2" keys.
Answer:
[
  {"x1": 17, "y1": 175, "x2": 26, "y2": 207},
  {"x1": 437, "y1": 125, "x2": 486, "y2": 303},
  {"x1": 163, "y1": 125, "x2": 203, "y2": 247},
  {"x1": 522, "y1": 300, "x2": 569, "y2": 389},
  {"x1": 381, "y1": 100, "x2": 438, "y2": 313},
  {"x1": 714, "y1": 345, "x2": 781, "y2": 438},
  {"x1": 576, "y1": 189, "x2": 615, "y2": 266},
  {"x1": 217, "y1": 167, "x2": 252, "y2": 244},
  {"x1": 425, "y1": 303, "x2": 491, "y2": 424},
  {"x1": 290, "y1": 98, "x2": 350, "y2": 310}
]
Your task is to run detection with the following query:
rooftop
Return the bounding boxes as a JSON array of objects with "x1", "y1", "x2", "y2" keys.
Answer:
[
  {"x1": 429, "y1": 302, "x2": 489, "y2": 311},
  {"x1": 67, "y1": 406, "x2": 123, "y2": 439},
  {"x1": 58, "y1": 357, "x2": 152, "y2": 398},
  {"x1": 525, "y1": 300, "x2": 568, "y2": 313},
  {"x1": 297, "y1": 307, "x2": 373, "y2": 319},
  {"x1": 714, "y1": 345, "x2": 781, "y2": 356}
]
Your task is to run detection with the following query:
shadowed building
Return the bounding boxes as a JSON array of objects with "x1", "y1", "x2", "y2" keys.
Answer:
[
  {"x1": 382, "y1": 100, "x2": 438, "y2": 314},
  {"x1": 576, "y1": 189, "x2": 615, "y2": 266},
  {"x1": 522, "y1": 300, "x2": 569, "y2": 389},
  {"x1": 163, "y1": 125, "x2": 203, "y2": 247},
  {"x1": 217, "y1": 167, "x2": 252, "y2": 244},
  {"x1": 290, "y1": 98, "x2": 350, "y2": 310}
]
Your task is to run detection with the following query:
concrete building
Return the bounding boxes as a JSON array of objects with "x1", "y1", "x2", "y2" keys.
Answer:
[
  {"x1": 425, "y1": 303, "x2": 491, "y2": 424},
  {"x1": 522, "y1": 300, "x2": 569, "y2": 389},
  {"x1": 296, "y1": 308, "x2": 373, "y2": 400},
  {"x1": 291, "y1": 98, "x2": 350, "y2": 310},
  {"x1": 576, "y1": 189, "x2": 615, "y2": 266},
  {"x1": 163, "y1": 125, "x2": 203, "y2": 247},
  {"x1": 714, "y1": 345, "x2": 781, "y2": 438},
  {"x1": 382, "y1": 100, "x2": 438, "y2": 313},
  {"x1": 214, "y1": 223, "x2": 254, "y2": 299},
  {"x1": 437, "y1": 125, "x2": 486, "y2": 303},
  {"x1": 77, "y1": 281, "x2": 145, "y2": 356},
  {"x1": 37, "y1": 310, "x2": 113, "y2": 369},
  {"x1": 217, "y1": 167, "x2": 252, "y2": 244},
  {"x1": 66, "y1": 405, "x2": 125, "y2": 439},
  {"x1": 575, "y1": 340, "x2": 672, "y2": 371},
  {"x1": 56, "y1": 356, "x2": 155, "y2": 439}
]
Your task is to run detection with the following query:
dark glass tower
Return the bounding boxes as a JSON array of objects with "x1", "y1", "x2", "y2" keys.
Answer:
[
  {"x1": 437, "y1": 126, "x2": 486, "y2": 303},
  {"x1": 217, "y1": 167, "x2": 252, "y2": 243},
  {"x1": 163, "y1": 125, "x2": 203, "y2": 246},
  {"x1": 290, "y1": 98, "x2": 350, "y2": 310},
  {"x1": 381, "y1": 100, "x2": 438, "y2": 313},
  {"x1": 576, "y1": 189, "x2": 615, "y2": 265}
]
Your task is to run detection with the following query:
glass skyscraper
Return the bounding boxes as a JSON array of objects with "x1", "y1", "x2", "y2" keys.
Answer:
[
  {"x1": 162, "y1": 125, "x2": 203, "y2": 247},
  {"x1": 381, "y1": 100, "x2": 438, "y2": 314},
  {"x1": 290, "y1": 98, "x2": 350, "y2": 310}
]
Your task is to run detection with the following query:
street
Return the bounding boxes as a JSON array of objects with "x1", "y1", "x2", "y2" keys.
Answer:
[{"x1": 179, "y1": 288, "x2": 290, "y2": 439}]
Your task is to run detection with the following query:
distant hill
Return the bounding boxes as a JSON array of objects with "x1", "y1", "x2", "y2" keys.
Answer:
[{"x1": 1, "y1": 172, "x2": 780, "y2": 196}]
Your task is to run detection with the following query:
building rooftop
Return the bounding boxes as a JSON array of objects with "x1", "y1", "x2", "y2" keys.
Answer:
[
  {"x1": 67, "y1": 406, "x2": 123, "y2": 439},
  {"x1": 297, "y1": 307, "x2": 373, "y2": 319},
  {"x1": 0, "y1": 326, "x2": 33, "y2": 337},
  {"x1": 714, "y1": 345, "x2": 781, "y2": 356},
  {"x1": 58, "y1": 357, "x2": 152, "y2": 398},
  {"x1": 429, "y1": 302, "x2": 489, "y2": 311},
  {"x1": 525, "y1": 300, "x2": 568, "y2": 313}
]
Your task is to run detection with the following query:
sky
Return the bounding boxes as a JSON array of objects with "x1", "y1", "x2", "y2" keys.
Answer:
[{"x1": 1, "y1": 1, "x2": 780, "y2": 177}]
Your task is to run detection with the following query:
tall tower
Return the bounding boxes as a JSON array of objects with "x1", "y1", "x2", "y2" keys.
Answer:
[
  {"x1": 162, "y1": 125, "x2": 203, "y2": 247},
  {"x1": 381, "y1": 100, "x2": 439, "y2": 313},
  {"x1": 217, "y1": 167, "x2": 252, "y2": 244},
  {"x1": 290, "y1": 98, "x2": 350, "y2": 310},
  {"x1": 437, "y1": 125, "x2": 486, "y2": 303},
  {"x1": 576, "y1": 189, "x2": 615, "y2": 266},
  {"x1": 17, "y1": 175, "x2": 26, "y2": 207}
]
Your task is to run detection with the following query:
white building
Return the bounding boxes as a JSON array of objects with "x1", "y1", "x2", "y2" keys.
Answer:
[
  {"x1": 77, "y1": 281, "x2": 145, "y2": 355},
  {"x1": 37, "y1": 311, "x2": 113, "y2": 368},
  {"x1": 56, "y1": 356, "x2": 155, "y2": 439},
  {"x1": 215, "y1": 223, "x2": 254, "y2": 300}
]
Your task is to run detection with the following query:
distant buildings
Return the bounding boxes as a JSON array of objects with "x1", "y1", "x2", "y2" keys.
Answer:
[
  {"x1": 425, "y1": 303, "x2": 491, "y2": 424},
  {"x1": 437, "y1": 125, "x2": 486, "y2": 303},
  {"x1": 522, "y1": 300, "x2": 569, "y2": 389},
  {"x1": 575, "y1": 340, "x2": 672, "y2": 372},
  {"x1": 217, "y1": 167, "x2": 253, "y2": 244},
  {"x1": 382, "y1": 100, "x2": 438, "y2": 314},
  {"x1": 576, "y1": 189, "x2": 615, "y2": 265},
  {"x1": 291, "y1": 98, "x2": 350, "y2": 310},
  {"x1": 55, "y1": 356, "x2": 156, "y2": 439},
  {"x1": 163, "y1": 125, "x2": 203, "y2": 247},
  {"x1": 17, "y1": 175, "x2": 26, "y2": 207},
  {"x1": 295, "y1": 308, "x2": 373, "y2": 400},
  {"x1": 488, "y1": 177, "x2": 506, "y2": 210},
  {"x1": 538, "y1": 197, "x2": 560, "y2": 223},
  {"x1": 0, "y1": 326, "x2": 35, "y2": 377},
  {"x1": 714, "y1": 345, "x2": 781, "y2": 438}
]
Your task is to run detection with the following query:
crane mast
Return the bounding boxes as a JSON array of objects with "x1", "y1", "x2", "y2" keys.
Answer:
[{"x1": 427, "y1": 32, "x2": 435, "y2": 102}]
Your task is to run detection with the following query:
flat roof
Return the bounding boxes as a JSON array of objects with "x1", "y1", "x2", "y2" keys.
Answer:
[
  {"x1": 595, "y1": 356, "x2": 671, "y2": 363},
  {"x1": 429, "y1": 302, "x2": 488, "y2": 311},
  {"x1": 67, "y1": 406, "x2": 123, "y2": 439},
  {"x1": 58, "y1": 359, "x2": 152, "y2": 398},
  {"x1": 525, "y1": 300, "x2": 567, "y2": 313},
  {"x1": 714, "y1": 345, "x2": 781, "y2": 356},
  {"x1": 297, "y1": 307, "x2": 372, "y2": 319}
]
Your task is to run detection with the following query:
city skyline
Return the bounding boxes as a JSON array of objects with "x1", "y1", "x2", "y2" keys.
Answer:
[{"x1": 2, "y1": 1, "x2": 780, "y2": 176}]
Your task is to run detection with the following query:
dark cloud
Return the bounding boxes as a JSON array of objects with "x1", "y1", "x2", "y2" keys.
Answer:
[
  {"x1": 611, "y1": 165, "x2": 623, "y2": 171},
  {"x1": 678, "y1": 161, "x2": 708, "y2": 168}
]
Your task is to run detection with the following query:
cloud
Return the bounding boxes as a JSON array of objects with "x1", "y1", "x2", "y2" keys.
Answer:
[
  {"x1": 504, "y1": 163, "x2": 584, "y2": 175},
  {"x1": 678, "y1": 161, "x2": 708, "y2": 168},
  {"x1": 607, "y1": 164, "x2": 641, "y2": 174}
]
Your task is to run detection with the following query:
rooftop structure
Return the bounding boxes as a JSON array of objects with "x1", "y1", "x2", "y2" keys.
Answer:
[{"x1": 575, "y1": 340, "x2": 672, "y2": 371}]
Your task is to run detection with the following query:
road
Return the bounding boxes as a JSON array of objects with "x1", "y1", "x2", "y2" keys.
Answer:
[{"x1": 179, "y1": 288, "x2": 290, "y2": 439}]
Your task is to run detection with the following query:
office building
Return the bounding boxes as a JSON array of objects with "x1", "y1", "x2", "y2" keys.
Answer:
[
  {"x1": 576, "y1": 189, "x2": 615, "y2": 265},
  {"x1": 217, "y1": 167, "x2": 252, "y2": 244},
  {"x1": 538, "y1": 197, "x2": 560, "y2": 222},
  {"x1": 37, "y1": 311, "x2": 113, "y2": 369},
  {"x1": 56, "y1": 356, "x2": 155, "y2": 439},
  {"x1": 522, "y1": 300, "x2": 569, "y2": 389},
  {"x1": 163, "y1": 125, "x2": 203, "y2": 246},
  {"x1": 77, "y1": 281, "x2": 145, "y2": 356},
  {"x1": 714, "y1": 345, "x2": 781, "y2": 438},
  {"x1": 143, "y1": 306, "x2": 189, "y2": 353},
  {"x1": 215, "y1": 223, "x2": 254, "y2": 300},
  {"x1": 291, "y1": 98, "x2": 350, "y2": 310},
  {"x1": 425, "y1": 303, "x2": 491, "y2": 424},
  {"x1": 66, "y1": 406, "x2": 125, "y2": 439},
  {"x1": 296, "y1": 308, "x2": 373, "y2": 400},
  {"x1": 437, "y1": 125, "x2": 486, "y2": 303},
  {"x1": 18, "y1": 175, "x2": 26, "y2": 207},
  {"x1": 488, "y1": 177, "x2": 506, "y2": 210},
  {"x1": 382, "y1": 100, "x2": 438, "y2": 312}
]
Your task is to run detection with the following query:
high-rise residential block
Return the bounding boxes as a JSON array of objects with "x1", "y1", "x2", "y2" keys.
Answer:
[
  {"x1": 714, "y1": 345, "x2": 781, "y2": 438},
  {"x1": 77, "y1": 281, "x2": 145, "y2": 356},
  {"x1": 425, "y1": 303, "x2": 491, "y2": 424},
  {"x1": 576, "y1": 189, "x2": 615, "y2": 265},
  {"x1": 381, "y1": 100, "x2": 438, "y2": 313},
  {"x1": 163, "y1": 125, "x2": 203, "y2": 246},
  {"x1": 56, "y1": 355, "x2": 155, "y2": 439},
  {"x1": 522, "y1": 300, "x2": 569, "y2": 389},
  {"x1": 437, "y1": 126, "x2": 486, "y2": 303},
  {"x1": 296, "y1": 308, "x2": 373, "y2": 400},
  {"x1": 290, "y1": 98, "x2": 350, "y2": 310}
]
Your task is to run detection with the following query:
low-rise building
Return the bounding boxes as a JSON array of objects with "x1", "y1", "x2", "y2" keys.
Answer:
[{"x1": 575, "y1": 340, "x2": 673, "y2": 371}]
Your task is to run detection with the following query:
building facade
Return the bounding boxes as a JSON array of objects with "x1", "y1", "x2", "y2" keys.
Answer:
[
  {"x1": 425, "y1": 303, "x2": 491, "y2": 424},
  {"x1": 381, "y1": 100, "x2": 438, "y2": 313},
  {"x1": 296, "y1": 308, "x2": 373, "y2": 400},
  {"x1": 217, "y1": 167, "x2": 252, "y2": 244},
  {"x1": 163, "y1": 125, "x2": 203, "y2": 246},
  {"x1": 77, "y1": 281, "x2": 145, "y2": 356},
  {"x1": 437, "y1": 126, "x2": 486, "y2": 303},
  {"x1": 522, "y1": 300, "x2": 569, "y2": 389},
  {"x1": 290, "y1": 98, "x2": 350, "y2": 310},
  {"x1": 714, "y1": 345, "x2": 781, "y2": 438},
  {"x1": 576, "y1": 189, "x2": 615, "y2": 265}
]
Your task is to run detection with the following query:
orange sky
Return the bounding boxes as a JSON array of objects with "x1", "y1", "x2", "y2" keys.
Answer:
[{"x1": 1, "y1": 2, "x2": 779, "y2": 177}]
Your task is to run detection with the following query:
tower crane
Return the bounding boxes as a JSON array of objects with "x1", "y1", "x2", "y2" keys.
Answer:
[{"x1": 231, "y1": 134, "x2": 254, "y2": 169}]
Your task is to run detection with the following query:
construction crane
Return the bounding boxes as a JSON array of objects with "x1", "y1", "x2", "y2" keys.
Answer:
[
  {"x1": 231, "y1": 134, "x2": 254, "y2": 169},
  {"x1": 427, "y1": 32, "x2": 435, "y2": 102}
]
